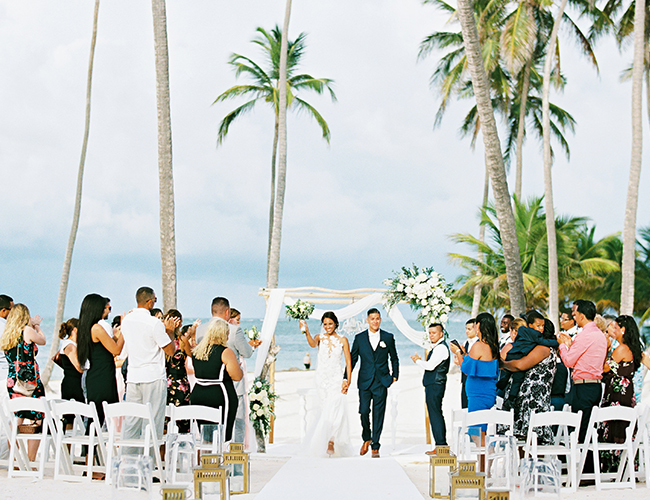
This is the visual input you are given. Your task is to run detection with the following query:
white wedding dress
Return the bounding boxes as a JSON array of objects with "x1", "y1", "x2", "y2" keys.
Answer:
[{"x1": 302, "y1": 334, "x2": 352, "y2": 457}]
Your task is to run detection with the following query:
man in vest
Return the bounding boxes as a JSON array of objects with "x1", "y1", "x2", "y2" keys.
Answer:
[{"x1": 411, "y1": 323, "x2": 450, "y2": 455}]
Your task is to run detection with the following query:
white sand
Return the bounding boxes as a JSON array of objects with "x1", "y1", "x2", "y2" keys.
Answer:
[{"x1": 0, "y1": 365, "x2": 648, "y2": 499}]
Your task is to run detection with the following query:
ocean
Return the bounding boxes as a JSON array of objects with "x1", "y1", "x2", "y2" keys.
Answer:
[{"x1": 36, "y1": 316, "x2": 468, "y2": 380}]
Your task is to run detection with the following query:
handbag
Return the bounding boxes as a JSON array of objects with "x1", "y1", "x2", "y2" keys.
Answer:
[{"x1": 13, "y1": 336, "x2": 38, "y2": 397}]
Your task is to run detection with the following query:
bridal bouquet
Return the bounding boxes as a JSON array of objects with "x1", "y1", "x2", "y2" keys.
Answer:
[
  {"x1": 245, "y1": 326, "x2": 261, "y2": 341},
  {"x1": 249, "y1": 377, "x2": 278, "y2": 437},
  {"x1": 286, "y1": 299, "x2": 315, "y2": 333},
  {"x1": 383, "y1": 264, "x2": 453, "y2": 328}
]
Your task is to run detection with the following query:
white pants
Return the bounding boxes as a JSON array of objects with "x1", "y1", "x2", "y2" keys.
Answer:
[{"x1": 124, "y1": 379, "x2": 167, "y2": 442}]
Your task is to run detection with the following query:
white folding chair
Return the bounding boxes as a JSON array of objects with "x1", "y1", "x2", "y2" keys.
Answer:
[
  {"x1": 524, "y1": 409, "x2": 582, "y2": 493},
  {"x1": 6, "y1": 397, "x2": 57, "y2": 479},
  {"x1": 577, "y1": 405, "x2": 637, "y2": 490},
  {"x1": 0, "y1": 398, "x2": 28, "y2": 471},
  {"x1": 168, "y1": 404, "x2": 223, "y2": 455},
  {"x1": 632, "y1": 405, "x2": 649, "y2": 487},
  {"x1": 450, "y1": 408, "x2": 468, "y2": 456},
  {"x1": 103, "y1": 401, "x2": 164, "y2": 484},
  {"x1": 51, "y1": 400, "x2": 106, "y2": 481},
  {"x1": 458, "y1": 408, "x2": 514, "y2": 462}
]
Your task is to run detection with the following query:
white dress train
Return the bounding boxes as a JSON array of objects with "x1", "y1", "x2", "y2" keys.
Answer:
[{"x1": 302, "y1": 334, "x2": 352, "y2": 457}]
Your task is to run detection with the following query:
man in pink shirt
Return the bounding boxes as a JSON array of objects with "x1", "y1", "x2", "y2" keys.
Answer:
[{"x1": 557, "y1": 299, "x2": 607, "y2": 442}]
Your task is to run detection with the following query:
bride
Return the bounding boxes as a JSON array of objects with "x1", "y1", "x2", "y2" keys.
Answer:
[{"x1": 299, "y1": 311, "x2": 353, "y2": 457}]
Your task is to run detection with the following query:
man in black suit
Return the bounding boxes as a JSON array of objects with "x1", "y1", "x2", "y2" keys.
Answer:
[{"x1": 349, "y1": 308, "x2": 399, "y2": 458}]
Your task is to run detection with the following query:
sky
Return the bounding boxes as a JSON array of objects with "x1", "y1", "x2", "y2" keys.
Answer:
[{"x1": 0, "y1": 0, "x2": 648, "y2": 320}]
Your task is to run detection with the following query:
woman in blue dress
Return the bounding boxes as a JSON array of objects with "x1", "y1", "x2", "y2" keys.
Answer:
[{"x1": 450, "y1": 312, "x2": 499, "y2": 448}]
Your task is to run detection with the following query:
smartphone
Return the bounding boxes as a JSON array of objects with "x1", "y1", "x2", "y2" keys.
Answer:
[{"x1": 450, "y1": 339, "x2": 464, "y2": 354}]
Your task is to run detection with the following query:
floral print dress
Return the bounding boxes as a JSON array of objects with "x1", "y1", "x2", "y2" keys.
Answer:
[
  {"x1": 598, "y1": 358, "x2": 636, "y2": 472},
  {"x1": 503, "y1": 352, "x2": 556, "y2": 443},
  {"x1": 5, "y1": 335, "x2": 45, "y2": 420},
  {"x1": 166, "y1": 338, "x2": 190, "y2": 432}
]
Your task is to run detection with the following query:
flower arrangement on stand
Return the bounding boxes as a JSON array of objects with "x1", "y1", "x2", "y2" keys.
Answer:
[
  {"x1": 383, "y1": 264, "x2": 453, "y2": 345},
  {"x1": 249, "y1": 377, "x2": 278, "y2": 451},
  {"x1": 285, "y1": 300, "x2": 315, "y2": 332}
]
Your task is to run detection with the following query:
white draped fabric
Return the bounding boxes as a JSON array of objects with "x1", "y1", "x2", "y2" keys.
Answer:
[{"x1": 255, "y1": 290, "x2": 428, "y2": 377}]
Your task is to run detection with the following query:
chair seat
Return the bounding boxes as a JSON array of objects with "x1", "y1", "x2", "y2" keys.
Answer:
[{"x1": 534, "y1": 445, "x2": 571, "y2": 454}]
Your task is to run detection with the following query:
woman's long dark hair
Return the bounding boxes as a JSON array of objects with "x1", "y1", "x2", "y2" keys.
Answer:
[
  {"x1": 476, "y1": 312, "x2": 499, "y2": 360},
  {"x1": 77, "y1": 294, "x2": 108, "y2": 367},
  {"x1": 616, "y1": 315, "x2": 643, "y2": 370}
]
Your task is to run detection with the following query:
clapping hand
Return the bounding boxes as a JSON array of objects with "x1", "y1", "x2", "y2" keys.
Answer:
[
  {"x1": 30, "y1": 315, "x2": 42, "y2": 328},
  {"x1": 164, "y1": 316, "x2": 182, "y2": 334},
  {"x1": 557, "y1": 332, "x2": 572, "y2": 347},
  {"x1": 410, "y1": 354, "x2": 421, "y2": 363}
]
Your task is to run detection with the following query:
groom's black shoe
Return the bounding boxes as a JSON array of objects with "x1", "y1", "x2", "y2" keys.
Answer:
[
  {"x1": 360, "y1": 440, "x2": 371, "y2": 455},
  {"x1": 372, "y1": 449, "x2": 380, "y2": 458}
]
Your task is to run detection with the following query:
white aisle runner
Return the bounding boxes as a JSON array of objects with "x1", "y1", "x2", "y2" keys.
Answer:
[{"x1": 255, "y1": 456, "x2": 424, "y2": 500}]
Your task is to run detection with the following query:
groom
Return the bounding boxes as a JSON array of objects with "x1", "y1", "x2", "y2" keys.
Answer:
[{"x1": 348, "y1": 308, "x2": 399, "y2": 458}]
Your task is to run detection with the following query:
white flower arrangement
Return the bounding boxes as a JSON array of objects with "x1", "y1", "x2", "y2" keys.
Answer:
[
  {"x1": 249, "y1": 376, "x2": 277, "y2": 437},
  {"x1": 245, "y1": 325, "x2": 261, "y2": 341},
  {"x1": 285, "y1": 299, "x2": 315, "y2": 321},
  {"x1": 383, "y1": 264, "x2": 453, "y2": 344}
]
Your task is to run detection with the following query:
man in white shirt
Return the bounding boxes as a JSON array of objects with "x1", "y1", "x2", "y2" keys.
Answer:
[
  {"x1": 120, "y1": 287, "x2": 175, "y2": 442},
  {"x1": 195, "y1": 297, "x2": 260, "y2": 443},
  {"x1": 411, "y1": 323, "x2": 450, "y2": 453}
]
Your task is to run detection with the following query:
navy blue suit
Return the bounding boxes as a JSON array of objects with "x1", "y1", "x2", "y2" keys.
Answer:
[{"x1": 349, "y1": 329, "x2": 399, "y2": 451}]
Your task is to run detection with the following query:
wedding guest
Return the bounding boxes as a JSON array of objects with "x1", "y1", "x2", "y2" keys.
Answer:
[
  {"x1": 598, "y1": 315, "x2": 643, "y2": 472},
  {"x1": 0, "y1": 304, "x2": 46, "y2": 461},
  {"x1": 120, "y1": 287, "x2": 175, "y2": 443},
  {"x1": 525, "y1": 310, "x2": 545, "y2": 333},
  {"x1": 164, "y1": 309, "x2": 193, "y2": 433},
  {"x1": 303, "y1": 353, "x2": 311, "y2": 370},
  {"x1": 229, "y1": 308, "x2": 241, "y2": 325},
  {"x1": 560, "y1": 310, "x2": 579, "y2": 338},
  {"x1": 196, "y1": 297, "x2": 260, "y2": 443},
  {"x1": 0, "y1": 295, "x2": 13, "y2": 388},
  {"x1": 151, "y1": 308, "x2": 163, "y2": 320},
  {"x1": 58, "y1": 318, "x2": 84, "y2": 428},
  {"x1": 411, "y1": 323, "x2": 450, "y2": 453},
  {"x1": 501, "y1": 318, "x2": 557, "y2": 443},
  {"x1": 77, "y1": 294, "x2": 124, "y2": 425},
  {"x1": 451, "y1": 313, "x2": 499, "y2": 440},
  {"x1": 191, "y1": 320, "x2": 243, "y2": 441},
  {"x1": 557, "y1": 299, "x2": 607, "y2": 442},
  {"x1": 458, "y1": 318, "x2": 478, "y2": 409},
  {"x1": 499, "y1": 314, "x2": 514, "y2": 349}
]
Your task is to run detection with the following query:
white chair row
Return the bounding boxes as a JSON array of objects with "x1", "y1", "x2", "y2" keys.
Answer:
[
  {"x1": 451, "y1": 403, "x2": 650, "y2": 492},
  {"x1": 1, "y1": 397, "x2": 223, "y2": 483}
]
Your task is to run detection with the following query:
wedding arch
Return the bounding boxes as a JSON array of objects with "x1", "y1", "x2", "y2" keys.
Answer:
[{"x1": 255, "y1": 287, "x2": 433, "y2": 444}]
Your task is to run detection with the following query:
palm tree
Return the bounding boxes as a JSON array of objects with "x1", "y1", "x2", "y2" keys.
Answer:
[
  {"x1": 152, "y1": 0, "x2": 177, "y2": 312},
  {"x1": 214, "y1": 26, "x2": 336, "y2": 289},
  {"x1": 449, "y1": 197, "x2": 620, "y2": 313},
  {"x1": 621, "y1": 0, "x2": 646, "y2": 315},
  {"x1": 42, "y1": 0, "x2": 100, "y2": 386},
  {"x1": 455, "y1": 0, "x2": 527, "y2": 315},
  {"x1": 542, "y1": 0, "x2": 568, "y2": 332}
]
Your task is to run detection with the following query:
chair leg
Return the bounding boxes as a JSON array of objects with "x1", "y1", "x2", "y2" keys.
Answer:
[{"x1": 592, "y1": 440, "x2": 601, "y2": 491}]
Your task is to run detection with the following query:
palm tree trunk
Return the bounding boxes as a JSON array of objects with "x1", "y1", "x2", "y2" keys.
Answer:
[
  {"x1": 456, "y1": 0, "x2": 526, "y2": 316},
  {"x1": 471, "y1": 161, "x2": 490, "y2": 317},
  {"x1": 621, "y1": 0, "x2": 646, "y2": 314},
  {"x1": 514, "y1": 58, "x2": 532, "y2": 201},
  {"x1": 266, "y1": 114, "x2": 279, "y2": 288},
  {"x1": 42, "y1": 0, "x2": 100, "y2": 385},
  {"x1": 152, "y1": 0, "x2": 177, "y2": 312},
  {"x1": 267, "y1": 0, "x2": 292, "y2": 290},
  {"x1": 542, "y1": 0, "x2": 567, "y2": 333}
]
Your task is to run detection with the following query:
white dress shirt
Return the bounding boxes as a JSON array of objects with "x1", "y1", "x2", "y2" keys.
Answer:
[
  {"x1": 368, "y1": 329, "x2": 380, "y2": 350},
  {"x1": 416, "y1": 337, "x2": 449, "y2": 371}
]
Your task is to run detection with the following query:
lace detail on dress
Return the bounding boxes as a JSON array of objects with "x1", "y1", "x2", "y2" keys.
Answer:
[{"x1": 316, "y1": 334, "x2": 344, "y2": 400}]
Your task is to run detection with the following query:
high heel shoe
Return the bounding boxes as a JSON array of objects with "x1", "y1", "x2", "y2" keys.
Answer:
[{"x1": 327, "y1": 441, "x2": 335, "y2": 456}]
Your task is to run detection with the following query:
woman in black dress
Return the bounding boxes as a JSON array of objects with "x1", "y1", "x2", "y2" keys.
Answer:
[
  {"x1": 77, "y1": 294, "x2": 124, "y2": 425},
  {"x1": 58, "y1": 318, "x2": 84, "y2": 428},
  {"x1": 190, "y1": 320, "x2": 243, "y2": 441}
]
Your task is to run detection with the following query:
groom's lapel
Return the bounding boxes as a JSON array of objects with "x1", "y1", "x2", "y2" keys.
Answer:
[{"x1": 362, "y1": 330, "x2": 373, "y2": 356}]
